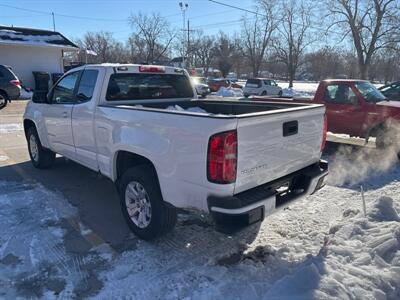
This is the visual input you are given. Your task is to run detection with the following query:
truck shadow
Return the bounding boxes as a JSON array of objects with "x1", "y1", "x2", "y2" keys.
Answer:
[{"x1": 323, "y1": 141, "x2": 400, "y2": 191}]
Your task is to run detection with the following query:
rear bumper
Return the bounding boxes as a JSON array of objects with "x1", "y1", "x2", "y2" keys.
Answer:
[{"x1": 208, "y1": 160, "x2": 328, "y2": 225}]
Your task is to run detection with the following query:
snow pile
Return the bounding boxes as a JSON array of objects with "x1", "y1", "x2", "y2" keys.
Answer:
[
  {"x1": 0, "y1": 123, "x2": 23, "y2": 133},
  {"x1": 216, "y1": 86, "x2": 244, "y2": 97},
  {"x1": 265, "y1": 195, "x2": 400, "y2": 299}
]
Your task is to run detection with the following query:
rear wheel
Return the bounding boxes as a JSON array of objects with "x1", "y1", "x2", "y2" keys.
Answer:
[
  {"x1": 278, "y1": 90, "x2": 283, "y2": 97},
  {"x1": 119, "y1": 165, "x2": 177, "y2": 240},
  {"x1": 0, "y1": 91, "x2": 8, "y2": 110},
  {"x1": 27, "y1": 126, "x2": 55, "y2": 168},
  {"x1": 261, "y1": 90, "x2": 267, "y2": 96}
]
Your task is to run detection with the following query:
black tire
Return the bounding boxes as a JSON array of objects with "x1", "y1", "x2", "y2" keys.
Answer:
[
  {"x1": 278, "y1": 90, "x2": 283, "y2": 97},
  {"x1": 261, "y1": 90, "x2": 267, "y2": 96},
  {"x1": 0, "y1": 91, "x2": 8, "y2": 110},
  {"x1": 27, "y1": 126, "x2": 55, "y2": 169},
  {"x1": 119, "y1": 165, "x2": 177, "y2": 240}
]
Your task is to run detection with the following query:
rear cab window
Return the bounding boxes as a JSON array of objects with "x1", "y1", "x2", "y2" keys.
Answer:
[
  {"x1": 324, "y1": 84, "x2": 357, "y2": 104},
  {"x1": 106, "y1": 73, "x2": 194, "y2": 101},
  {"x1": 246, "y1": 79, "x2": 261, "y2": 88}
]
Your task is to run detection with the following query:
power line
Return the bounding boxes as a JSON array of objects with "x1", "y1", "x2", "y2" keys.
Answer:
[{"x1": 207, "y1": 0, "x2": 346, "y2": 36}]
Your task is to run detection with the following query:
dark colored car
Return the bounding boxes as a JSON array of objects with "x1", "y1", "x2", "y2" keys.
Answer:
[
  {"x1": 207, "y1": 79, "x2": 242, "y2": 92},
  {"x1": 378, "y1": 81, "x2": 400, "y2": 101},
  {"x1": 0, "y1": 65, "x2": 21, "y2": 109}
]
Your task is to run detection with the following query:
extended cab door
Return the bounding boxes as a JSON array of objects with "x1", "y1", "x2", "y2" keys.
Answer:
[
  {"x1": 71, "y1": 69, "x2": 101, "y2": 171},
  {"x1": 323, "y1": 83, "x2": 365, "y2": 135},
  {"x1": 45, "y1": 71, "x2": 80, "y2": 158}
]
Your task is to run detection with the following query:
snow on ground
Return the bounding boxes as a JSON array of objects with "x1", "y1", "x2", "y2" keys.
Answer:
[
  {"x1": 1, "y1": 143, "x2": 399, "y2": 298},
  {"x1": 278, "y1": 82, "x2": 319, "y2": 98},
  {"x1": 0, "y1": 123, "x2": 24, "y2": 133}
]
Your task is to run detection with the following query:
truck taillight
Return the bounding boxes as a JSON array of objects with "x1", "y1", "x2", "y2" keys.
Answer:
[
  {"x1": 321, "y1": 114, "x2": 327, "y2": 151},
  {"x1": 207, "y1": 130, "x2": 237, "y2": 184},
  {"x1": 139, "y1": 65, "x2": 165, "y2": 73},
  {"x1": 10, "y1": 80, "x2": 21, "y2": 88}
]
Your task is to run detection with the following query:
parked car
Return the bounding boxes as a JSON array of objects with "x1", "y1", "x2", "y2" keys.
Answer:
[
  {"x1": 243, "y1": 78, "x2": 282, "y2": 97},
  {"x1": 208, "y1": 79, "x2": 242, "y2": 92},
  {"x1": 253, "y1": 79, "x2": 400, "y2": 151},
  {"x1": 0, "y1": 65, "x2": 21, "y2": 109},
  {"x1": 191, "y1": 76, "x2": 210, "y2": 98},
  {"x1": 378, "y1": 81, "x2": 400, "y2": 101},
  {"x1": 24, "y1": 64, "x2": 328, "y2": 240}
]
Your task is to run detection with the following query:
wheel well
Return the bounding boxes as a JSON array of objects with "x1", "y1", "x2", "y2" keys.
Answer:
[
  {"x1": 115, "y1": 151, "x2": 156, "y2": 181},
  {"x1": 23, "y1": 119, "x2": 36, "y2": 137}
]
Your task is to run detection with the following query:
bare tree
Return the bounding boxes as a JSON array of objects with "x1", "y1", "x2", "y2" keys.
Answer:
[
  {"x1": 241, "y1": 1, "x2": 277, "y2": 77},
  {"x1": 129, "y1": 12, "x2": 176, "y2": 64},
  {"x1": 214, "y1": 33, "x2": 237, "y2": 78},
  {"x1": 327, "y1": 0, "x2": 400, "y2": 79},
  {"x1": 273, "y1": 0, "x2": 314, "y2": 87},
  {"x1": 305, "y1": 46, "x2": 345, "y2": 80},
  {"x1": 192, "y1": 33, "x2": 217, "y2": 76},
  {"x1": 77, "y1": 31, "x2": 129, "y2": 63}
]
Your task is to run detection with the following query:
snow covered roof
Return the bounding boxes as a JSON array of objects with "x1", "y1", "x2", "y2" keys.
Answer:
[{"x1": 0, "y1": 26, "x2": 79, "y2": 50}]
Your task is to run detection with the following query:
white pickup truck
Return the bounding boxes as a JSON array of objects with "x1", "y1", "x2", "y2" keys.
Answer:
[{"x1": 23, "y1": 64, "x2": 328, "y2": 240}]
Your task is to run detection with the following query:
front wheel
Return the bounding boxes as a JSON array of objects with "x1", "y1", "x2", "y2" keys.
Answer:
[
  {"x1": 261, "y1": 90, "x2": 267, "y2": 96},
  {"x1": 0, "y1": 92, "x2": 8, "y2": 110},
  {"x1": 119, "y1": 165, "x2": 177, "y2": 240},
  {"x1": 27, "y1": 127, "x2": 55, "y2": 169},
  {"x1": 278, "y1": 90, "x2": 283, "y2": 97}
]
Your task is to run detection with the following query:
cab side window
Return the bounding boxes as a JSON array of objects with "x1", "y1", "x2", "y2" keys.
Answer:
[
  {"x1": 325, "y1": 84, "x2": 356, "y2": 104},
  {"x1": 263, "y1": 80, "x2": 272, "y2": 86},
  {"x1": 76, "y1": 70, "x2": 99, "y2": 103},
  {"x1": 52, "y1": 72, "x2": 79, "y2": 104}
]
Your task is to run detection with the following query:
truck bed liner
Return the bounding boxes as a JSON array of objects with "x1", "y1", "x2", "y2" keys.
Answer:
[{"x1": 106, "y1": 99, "x2": 323, "y2": 118}]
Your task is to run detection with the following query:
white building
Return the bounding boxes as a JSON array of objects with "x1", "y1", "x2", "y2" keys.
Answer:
[{"x1": 0, "y1": 25, "x2": 79, "y2": 89}]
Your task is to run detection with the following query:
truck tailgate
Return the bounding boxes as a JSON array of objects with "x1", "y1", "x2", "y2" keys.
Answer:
[{"x1": 235, "y1": 106, "x2": 325, "y2": 194}]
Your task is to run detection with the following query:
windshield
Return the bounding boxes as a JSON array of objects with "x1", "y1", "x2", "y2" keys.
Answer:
[{"x1": 355, "y1": 82, "x2": 386, "y2": 103}]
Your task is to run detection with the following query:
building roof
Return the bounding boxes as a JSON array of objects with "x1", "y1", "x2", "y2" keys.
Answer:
[{"x1": 0, "y1": 25, "x2": 79, "y2": 50}]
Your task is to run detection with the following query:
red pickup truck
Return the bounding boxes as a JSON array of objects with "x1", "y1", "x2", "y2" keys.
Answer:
[{"x1": 254, "y1": 79, "x2": 400, "y2": 149}]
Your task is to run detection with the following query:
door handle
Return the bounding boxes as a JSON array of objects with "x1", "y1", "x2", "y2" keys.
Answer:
[{"x1": 62, "y1": 112, "x2": 68, "y2": 118}]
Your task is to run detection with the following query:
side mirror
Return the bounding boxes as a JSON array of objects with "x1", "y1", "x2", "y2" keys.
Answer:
[{"x1": 32, "y1": 90, "x2": 50, "y2": 104}]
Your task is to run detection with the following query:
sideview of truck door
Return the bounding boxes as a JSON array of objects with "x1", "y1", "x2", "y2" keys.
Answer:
[
  {"x1": 44, "y1": 71, "x2": 79, "y2": 159},
  {"x1": 322, "y1": 82, "x2": 365, "y2": 135},
  {"x1": 71, "y1": 69, "x2": 102, "y2": 171}
]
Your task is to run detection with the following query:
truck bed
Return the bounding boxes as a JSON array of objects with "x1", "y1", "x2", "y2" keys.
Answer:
[
  {"x1": 106, "y1": 98, "x2": 322, "y2": 118},
  {"x1": 98, "y1": 98, "x2": 325, "y2": 195}
]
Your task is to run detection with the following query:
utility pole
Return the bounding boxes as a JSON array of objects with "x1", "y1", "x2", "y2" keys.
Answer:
[
  {"x1": 179, "y1": 2, "x2": 188, "y2": 68},
  {"x1": 52, "y1": 12, "x2": 56, "y2": 31}
]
